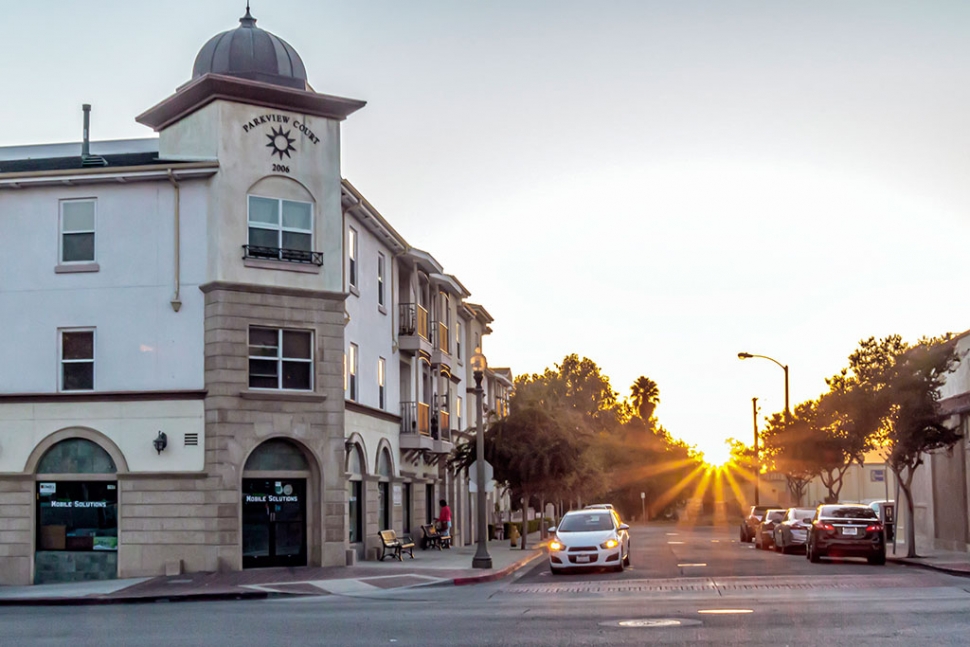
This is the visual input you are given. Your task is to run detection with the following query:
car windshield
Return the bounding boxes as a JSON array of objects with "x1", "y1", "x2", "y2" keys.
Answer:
[
  {"x1": 819, "y1": 506, "x2": 877, "y2": 520},
  {"x1": 558, "y1": 513, "x2": 614, "y2": 532}
]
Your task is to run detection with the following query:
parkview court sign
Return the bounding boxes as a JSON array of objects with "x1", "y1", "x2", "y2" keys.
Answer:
[{"x1": 241, "y1": 113, "x2": 321, "y2": 144}]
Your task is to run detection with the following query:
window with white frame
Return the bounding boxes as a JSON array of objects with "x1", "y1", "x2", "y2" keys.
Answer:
[
  {"x1": 248, "y1": 327, "x2": 313, "y2": 390},
  {"x1": 377, "y1": 253, "x2": 386, "y2": 308},
  {"x1": 456, "y1": 322, "x2": 462, "y2": 361},
  {"x1": 378, "y1": 357, "x2": 386, "y2": 409},
  {"x1": 348, "y1": 227, "x2": 358, "y2": 289},
  {"x1": 456, "y1": 396, "x2": 463, "y2": 431},
  {"x1": 60, "y1": 199, "x2": 96, "y2": 263},
  {"x1": 60, "y1": 329, "x2": 94, "y2": 391},
  {"x1": 247, "y1": 196, "x2": 314, "y2": 262},
  {"x1": 348, "y1": 343, "x2": 358, "y2": 400}
]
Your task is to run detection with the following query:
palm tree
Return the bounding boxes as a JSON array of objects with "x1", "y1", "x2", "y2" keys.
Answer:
[{"x1": 630, "y1": 376, "x2": 660, "y2": 422}]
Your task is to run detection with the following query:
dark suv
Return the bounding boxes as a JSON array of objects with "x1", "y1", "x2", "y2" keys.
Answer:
[
  {"x1": 806, "y1": 504, "x2": 885, "y2": 565},
  {"x1": 740, "y1": 505, "x2": 778, "y2": 543}
]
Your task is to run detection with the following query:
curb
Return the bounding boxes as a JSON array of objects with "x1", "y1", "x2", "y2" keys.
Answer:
[
  {"x1": 887, "y1": 557, "x2": 970, "y2": 578},
  {"x1": 0, "y1": 590, "x2": 270, "y2": 607},
  {"x1": 452, "y1": 545, "x2": 547, "y2": 586}
]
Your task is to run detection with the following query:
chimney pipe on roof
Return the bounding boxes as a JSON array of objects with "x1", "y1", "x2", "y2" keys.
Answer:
[
  {"x1": 82, "y1": 104, "x2": 91, "y2": 158},
  {"x1": 80, "y1": 104, "x2": 107, "y2": 166}
]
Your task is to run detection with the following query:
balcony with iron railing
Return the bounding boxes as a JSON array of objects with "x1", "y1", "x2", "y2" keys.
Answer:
[
  {"x1": 242, "y1": 244, "x2": 323, "y2": 266},
  {"x1": 400, "y1": 401, "x2": 433, "y2": 451},
  {"x1": 398, "y1": 303, "x2": 433, "y2": 355}
]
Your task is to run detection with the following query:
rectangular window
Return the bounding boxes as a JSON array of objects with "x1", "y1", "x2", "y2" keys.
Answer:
[
  {"x1": 248, "y1": 327, "x2": 313, "y2": 391},
  {"x1": 348, "y1": 227, "x2": 358, "y2": 289},
  {"x1": 37, "y1": 481, "x2": 117, "y2": 552},
  {"x1": 247, "y1": 196, "x2": 313, "y2": 261},
  {"x1": 60, "y1": 199, "x2": 96, "y2": 263},
  {"x1": 457, "y1": 396, "x2": 463, "y2": 430},
  {"x1": 377, "y1": 253, "x2": 386, "y2": 308},
  {"x1": 456, "y1": 322, "x2": 462, "y2": 361},
  {"x1": 378, "y1": 357, "x2": 386, "y2": 409},
  {"x1": 348, "y1": 343, "x2": 358, "y2": 401},
  {"x1": 60, "y1": 329, "x2": 94, "y2": 391}
]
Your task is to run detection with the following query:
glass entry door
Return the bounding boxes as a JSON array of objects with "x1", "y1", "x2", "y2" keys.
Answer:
[{"x1": 242, "y1": 478, "x2": 306, "y2": 568}]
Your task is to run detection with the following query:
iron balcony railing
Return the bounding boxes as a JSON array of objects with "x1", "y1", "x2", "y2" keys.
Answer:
[
  {"x1": 401, "y1": 401, "x2": 431, "y2": 436},
  {"x1": 243, "y1": 244, "x2": 323, "y2": 266},
  {"x1": 398, "y1": 303, "x2": 430, "y2": 340}
]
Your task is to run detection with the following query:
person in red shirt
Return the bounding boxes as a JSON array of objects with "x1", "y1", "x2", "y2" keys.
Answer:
[{"x1": 437, "y1": 499, "x2": 452, "y2": 537}]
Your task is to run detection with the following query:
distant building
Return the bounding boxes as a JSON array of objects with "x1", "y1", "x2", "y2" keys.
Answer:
[{"x1": 0, "y1": 8, "x2": 510, "y2": 585}]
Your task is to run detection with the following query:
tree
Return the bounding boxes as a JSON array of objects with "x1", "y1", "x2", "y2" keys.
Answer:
[
  {"x1": 878, "y1": 336, "x2": 961, "y2": 557},
  {"x1": 449, "y1": 379, "x2": 592, "y2": 549},
  {"x1": 630, "y1": 376, "x2": 660, "y2": 424},
  {"x1": 759, "y1": 401, "x2": 822, "y2": 505}
]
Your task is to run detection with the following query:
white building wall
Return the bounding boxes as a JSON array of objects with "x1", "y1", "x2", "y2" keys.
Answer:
[{"x1": 0, "y1": 180, "x2": 207, "y2": 393}]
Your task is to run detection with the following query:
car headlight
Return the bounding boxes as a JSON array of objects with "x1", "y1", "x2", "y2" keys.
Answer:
[
  {"x1": 600, "y1": 538, "x2": 619, "y2": 550},
  {"x1": 548, "y1": 540, "x2": 564, "y2": 552}
]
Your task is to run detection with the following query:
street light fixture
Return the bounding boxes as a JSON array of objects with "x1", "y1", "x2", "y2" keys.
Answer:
[
  {"x1": 470, "y1": 347, "x2": 492, "y2": 569},
  {"x1": 737, "y1": 352, "x2": 790, "y2": 422},
  {"x1": 738, "y1": 352, "x2": 790, "y2": 507}
]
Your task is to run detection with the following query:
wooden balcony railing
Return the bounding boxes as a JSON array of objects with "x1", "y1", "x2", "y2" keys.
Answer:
[
  {"x1": 417, "y1": 402, "x2": 430, "y2": 435},
  {"x1": 398, "y1": 303, "x2": 430, "y2": 340},
  {"x1": 436, "y1": 322, "x2": 449, "y2": 354},
  {"x1": 401, "y1": 401, "x2": 432, "y2": 436}
]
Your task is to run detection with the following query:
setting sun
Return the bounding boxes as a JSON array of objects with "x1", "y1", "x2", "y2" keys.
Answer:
[{"x1": 696, "y1": 439, "x2": 733, "y2": 468}]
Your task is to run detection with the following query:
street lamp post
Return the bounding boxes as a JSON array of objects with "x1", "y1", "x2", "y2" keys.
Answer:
[
  {"x1": 739, "y1": 352, "x2": 789, "y2": 507},
  {"x1": 470, "y1": 347, "x2": 492, "y2": 569}
]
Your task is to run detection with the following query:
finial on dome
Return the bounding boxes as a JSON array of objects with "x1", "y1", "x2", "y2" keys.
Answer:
[{"x1": 240, "y1": 2, "x2": 256, "y2": 27}]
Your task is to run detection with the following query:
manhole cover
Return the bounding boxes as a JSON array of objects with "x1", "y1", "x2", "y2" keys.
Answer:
[{"x1": 601, "y1": 619, "x2": 702, "y2": 628}]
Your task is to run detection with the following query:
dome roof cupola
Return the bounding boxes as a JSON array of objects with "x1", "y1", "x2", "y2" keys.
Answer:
[{"x1": 192, "y1": 5, "x2": 309, "y2": 90}]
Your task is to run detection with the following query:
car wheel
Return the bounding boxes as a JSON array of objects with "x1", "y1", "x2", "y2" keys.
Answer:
[
  {"x1": 774, "y1": 541, "x2": 783, "y2": 554},
  {"x1": 550, "y1": 566, "x2": 564, "y2": 575},
  {"x1": 614, "y1": 560, "x2": 624, "y2": 573},
  {"x1": 809, "y1": 543, "x2": 822, "y2": 563},
  {"x1": 740, "y1": 527, "x2": 747, "y2": 542},
  {"x1": 623, "y1": 548, "x2": 631, "y2": 567},
  {"x1": 868, "y1": 552, "x2": 886, "y2": 566}
]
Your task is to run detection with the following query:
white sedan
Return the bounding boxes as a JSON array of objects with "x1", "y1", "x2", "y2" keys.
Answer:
[{"x1": 548, "y1": 509, "x2": 630, "y2": 574}]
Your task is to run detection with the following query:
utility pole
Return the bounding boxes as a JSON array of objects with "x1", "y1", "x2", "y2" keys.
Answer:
[{"x1": 752, "y1": 397, "x2": 760, "y2": 506}]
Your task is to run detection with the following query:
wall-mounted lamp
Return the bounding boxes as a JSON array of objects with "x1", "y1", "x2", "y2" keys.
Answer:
[
  {"x1": 153, "y1": 431, "x2": 168, "y2": 455},
  {"x1": 344, "y1": 438, "x2": 355, "y2": 455}
]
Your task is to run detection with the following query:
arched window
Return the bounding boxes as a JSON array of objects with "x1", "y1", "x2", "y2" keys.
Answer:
[
  {"x1": 244, "y1": 439, "x2": 309, "y2": 472},
  {"x1": 37, "y1": 438, "x2": 116, "y2": 474},
  {"x1": 376, "y1": 449, "x2": 393, "y2": 531},
  {"x1": 347, "y1": 443, "x2": 364, "y2": 543}
]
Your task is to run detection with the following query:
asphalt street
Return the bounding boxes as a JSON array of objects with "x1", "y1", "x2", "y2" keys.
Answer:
[{"x1": 5, "y1": 524, "x2": 970, "y2": 647}]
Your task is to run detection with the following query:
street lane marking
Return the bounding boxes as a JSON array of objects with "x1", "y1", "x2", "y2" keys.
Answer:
[
  {"x1": 678, "y1": 563, "x2": 707, "y2": 567},
  {"x1": 668, "y1": 541, "x2": 684, "y2": 544},
  {"x1": 665, "y1": 532, "x2": 679, "y2": 536},
  {"x1": 601, "y1": 619, "x2": 702, "y2": 628},
  {"x1": 698, "y1": 609, "x2": 753, "y2": 614}
]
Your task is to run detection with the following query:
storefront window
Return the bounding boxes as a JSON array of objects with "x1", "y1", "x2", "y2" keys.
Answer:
[
  {"x1": 36, "y1": 481, "x2": 117, "y2": 551},
  {"x1": 348, "y1": 480, "x2": 362, "y2": 543}
]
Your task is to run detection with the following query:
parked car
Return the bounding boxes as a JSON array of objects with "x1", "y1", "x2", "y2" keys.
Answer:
[
  {"x1": 806, "y1": 504, "x2": 885, "y2": 565},
  {"x1": 755, "y1": 509, "x2": 787, "y2": 550},
  {"x1": 772, "y1": 507, "x2": 816, "y2": 553},
  {"x1": 548, "y1": 509, "x2": 630, "y2": 574},
  {"x1": 740, "y1": 505, "x2": 778, "y2": 543}
]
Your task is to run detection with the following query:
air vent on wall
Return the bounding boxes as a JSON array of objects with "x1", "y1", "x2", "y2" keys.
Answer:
[{"x1": 184, "y1": 433, "x2": 199, "y2": 447}]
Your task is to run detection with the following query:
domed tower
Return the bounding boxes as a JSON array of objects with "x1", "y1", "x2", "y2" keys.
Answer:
[{"x1": 191, "y1": 6, "x2": 309, "y2": 90}]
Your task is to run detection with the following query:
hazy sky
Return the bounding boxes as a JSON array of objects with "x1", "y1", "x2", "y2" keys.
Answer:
[{"x1": 5, "y1": 1, "x2": 970, "y2": 462}]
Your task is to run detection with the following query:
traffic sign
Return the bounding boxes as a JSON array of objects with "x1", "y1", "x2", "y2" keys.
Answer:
[{"x1": 468, "y1": 460, "x2": 494, "y2": 492}]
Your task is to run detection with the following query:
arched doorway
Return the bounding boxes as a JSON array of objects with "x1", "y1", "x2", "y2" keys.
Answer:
[
  {"x1": 347, "y1": 443, "x2": 364, "y2": 546},
  {"x1": 376, "y1": 448, "x2": 393, "y2": 531},
  {"x1": 34, "y1": 438, "x2": 118, "y2": 584},
  {"x1": 242, "y1": 439, "x2": 310, "y2": 569}
]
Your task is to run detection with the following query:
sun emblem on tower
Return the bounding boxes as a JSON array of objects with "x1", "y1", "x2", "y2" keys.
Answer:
[{"x1": 266, "y1": 127, "x2": 296, "y2": 160}]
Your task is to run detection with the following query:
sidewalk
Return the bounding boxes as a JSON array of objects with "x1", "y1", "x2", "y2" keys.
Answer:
[
  {"x1": 886, "y1": 542, "x2": 970, "y2": 577},
  {"x1": 0, "y1": 533, "x2": 547, "y2": 606}
]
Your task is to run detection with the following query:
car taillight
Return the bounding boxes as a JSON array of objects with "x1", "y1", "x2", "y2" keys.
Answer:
[
  {"x1": 817, "y1": 522, "x2": 836, "y2": 532},
  {"x1": 866, "y1": 523, "x2": 884, "y2": 533}
]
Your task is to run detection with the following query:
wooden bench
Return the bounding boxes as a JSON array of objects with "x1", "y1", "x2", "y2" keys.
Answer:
[{"x1": 378, "y1": 530, "x2": 415, "y2": 561}]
